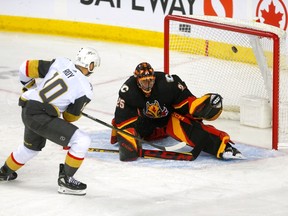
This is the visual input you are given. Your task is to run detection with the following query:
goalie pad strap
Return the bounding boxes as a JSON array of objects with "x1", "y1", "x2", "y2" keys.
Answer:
[{"x1": 217, "y1": 136, "x2": 230, "y2": 158}]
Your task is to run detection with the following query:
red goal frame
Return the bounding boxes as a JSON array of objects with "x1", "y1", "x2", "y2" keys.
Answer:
[{"x1": 163, "y1": 15, "x2": 280, "y2": 150}]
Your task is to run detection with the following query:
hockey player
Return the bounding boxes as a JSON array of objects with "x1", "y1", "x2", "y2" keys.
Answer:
[
  {"x1": 0, "y1": 47, "x2": 100, "y2": 196},
  {"x1": 111, "y1": 62, "x2": 243, "y2": 161}
]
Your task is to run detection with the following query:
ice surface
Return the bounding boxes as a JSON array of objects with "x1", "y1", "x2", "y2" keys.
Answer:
[{"x1": 0, "y1": 32, "x2": 288, "y2": 216}]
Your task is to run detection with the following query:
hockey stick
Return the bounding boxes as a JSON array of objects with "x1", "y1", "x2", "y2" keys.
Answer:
[
  {"x1": 82, "y1": 112, "x2": 186, "y2": 151},
  {"x1": 88, "y1": 147, "x2": 194, "y2": 161}
]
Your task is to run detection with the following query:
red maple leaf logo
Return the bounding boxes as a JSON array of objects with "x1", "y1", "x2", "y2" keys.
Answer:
[{"x1": 261, "y1": 1, "x2": 283, "y2": 27}]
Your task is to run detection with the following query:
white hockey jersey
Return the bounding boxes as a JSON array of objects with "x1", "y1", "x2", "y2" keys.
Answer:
[{"x1": 19, "y1": 57, "x2": 93, "y2": 121}]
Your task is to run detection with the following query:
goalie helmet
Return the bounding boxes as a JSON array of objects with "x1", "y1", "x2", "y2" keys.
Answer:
[
  {"x1": 75, "y1": 47, "x2": 101, "y2": 76},
  {"x1": 134, "y1": 62, "x2": 155, "y2": 97}
]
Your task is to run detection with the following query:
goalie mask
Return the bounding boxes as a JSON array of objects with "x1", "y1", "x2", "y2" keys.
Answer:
[
  {"x1": 134, "y1": 62, "x2": 155, "y2": 97},
  {"x1": 75, "y1": 47, "x2": 101, "y2": 76}
]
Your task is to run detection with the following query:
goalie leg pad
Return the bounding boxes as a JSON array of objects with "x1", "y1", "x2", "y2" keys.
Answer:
[
  {"x1": 118, "y1": 128, "x2": 139, "y2": 161},
  {"x1": 217, "y1": 135, "x2": 230, "y2": 158},
  {"x1": 143, "y1": 127, "x2": 168, "y2": 141},
  {"x1": 166, "y1": 114, "x2": 207, "y2": 159},
  {"x1": 168, "y1": 112, "x2": 238, "y2": 159},
  {"x1": 110, "y1": 118, "x2": 118, "y2": 144}
]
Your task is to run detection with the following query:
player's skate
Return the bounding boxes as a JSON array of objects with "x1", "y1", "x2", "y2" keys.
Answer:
[
  {"x1": 221, "y1": 145, "x2": 245, "y2": 160},
  {"x1": 0, "y1": 166, "x2": 17, "y2": 181},
  {"x1": 57, "y1": 164, "x2": 87, "y2": 196}
]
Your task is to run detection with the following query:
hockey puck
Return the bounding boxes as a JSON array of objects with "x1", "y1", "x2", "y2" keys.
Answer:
[{"x1": 232, "y1": 46, "x2": 238, "y2": 53}]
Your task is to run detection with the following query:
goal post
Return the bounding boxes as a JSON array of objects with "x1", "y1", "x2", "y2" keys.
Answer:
[{"x1": 164, "y1": 15, "x2": 288, "y2": 150}]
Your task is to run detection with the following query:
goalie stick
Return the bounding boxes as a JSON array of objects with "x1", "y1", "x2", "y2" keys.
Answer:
[
  {"x1": 82, "y1": 112, "x2": 187, "y2": 151},
  {"x1": 88, "y1": 147, "x2": 194, "y2": 161},
  {"x1": 88, "y1": 147, "x2": 245, "y2": 160}
]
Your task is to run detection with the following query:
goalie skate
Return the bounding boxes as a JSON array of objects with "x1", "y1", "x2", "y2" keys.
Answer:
[
  {"x1": 57, "y1": 164, "x2": 87, "y2": 196},
  {"x1": 222, "y1": 146, "x2": 246, "y2": 160}
]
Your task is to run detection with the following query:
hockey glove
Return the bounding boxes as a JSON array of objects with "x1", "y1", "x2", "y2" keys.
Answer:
[
  {"x1": 22, "y1": 79, "x2": 36, "y2": 93},
  {"x1": 190, "y1": 93, "x2": 223, "y2": 121}
]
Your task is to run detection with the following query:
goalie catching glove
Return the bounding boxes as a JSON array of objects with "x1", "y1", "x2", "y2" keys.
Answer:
[{"x1": 190, "y1": 93, "x2": 223, "y2": 121}]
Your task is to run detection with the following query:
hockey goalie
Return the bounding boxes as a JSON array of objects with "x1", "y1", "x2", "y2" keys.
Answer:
[{"x1": 110, "y1": 62, "x2": 244, "y2": 161}]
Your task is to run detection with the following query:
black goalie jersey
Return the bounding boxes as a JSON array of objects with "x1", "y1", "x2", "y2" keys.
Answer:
[{"x1": 114, "y1": 71, "x2": 197, "y2": 134}]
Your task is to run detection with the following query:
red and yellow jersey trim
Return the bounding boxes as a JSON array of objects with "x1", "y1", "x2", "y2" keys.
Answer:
[
  {"x1": 118, "y1": 128, "x2": 138, "y2": 150},
  {"x1": 170, "y1": 115, "x2": 190, "y2": 144},
  {"x1": 25, "y1": 60, "x2": 40, "y2": 78},
  {"x1": 116, "y1": 116, "x2": 138, "y2": 129},
  {"x1": 63, "y1": 111, "x2": 81, "y2": 122},
  {"x1": 189, "y1": 95, "x2": 210, "y2": 115},
  {"x1": 173, "y1": 96, "x2": 195, "y2": 110}
]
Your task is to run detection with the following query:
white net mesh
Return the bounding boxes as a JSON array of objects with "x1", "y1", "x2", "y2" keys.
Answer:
[{"x1": 165, "y1": 15, "x2": 288, "y2": 147}]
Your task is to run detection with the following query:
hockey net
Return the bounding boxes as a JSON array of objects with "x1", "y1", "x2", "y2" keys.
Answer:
[{"x1": 164, "y1": 15, "x2": 288, "y2": 150}]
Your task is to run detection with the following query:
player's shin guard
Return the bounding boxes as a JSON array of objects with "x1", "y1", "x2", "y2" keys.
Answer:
[{"x1": 118, "y1": 128, "x2": 139, "y2": 161}]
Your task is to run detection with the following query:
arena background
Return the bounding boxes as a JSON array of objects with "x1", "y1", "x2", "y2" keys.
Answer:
[{"x1": 1, "y1": 0, "x2": 287, "y2": 47}]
